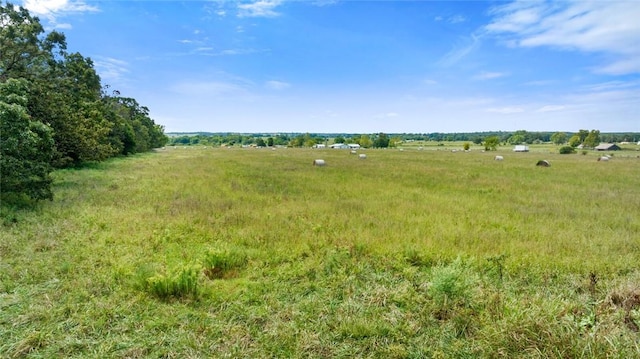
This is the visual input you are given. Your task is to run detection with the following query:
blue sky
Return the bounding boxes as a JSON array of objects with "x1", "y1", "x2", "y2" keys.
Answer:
[{"x1": 21, "y1": 0, "x2": 640, "y2": 133}]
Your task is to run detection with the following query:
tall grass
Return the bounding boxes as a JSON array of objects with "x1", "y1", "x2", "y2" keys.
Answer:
[{"x1": 1, "y1": 147, "x2": 639, "y2": 357}]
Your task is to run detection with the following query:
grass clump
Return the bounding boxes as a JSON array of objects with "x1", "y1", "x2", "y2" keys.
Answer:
[
  {"x1": 145, "y1": 263, "x2": 201, "y2": 300},
  {"x1": 202, "y1": 247, "x2": 248, "y2": 279}
]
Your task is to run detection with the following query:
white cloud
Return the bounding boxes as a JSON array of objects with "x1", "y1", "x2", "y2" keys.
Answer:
[
  {"x1": 238, "y1": 0, "x2": 282, "y2": 18},
  {"x1": 486, "y1": 1, "x2": 640, "y2": 75},
  {"x1": 265, "y1": 80, "x2": 291, "y2": 90},
  {"x1": 473, "y1": 71, "x2": 507, "y2": 80},
  {"x1": 449, "y1": 15, "x2": 466, "y2": 24},
  {"x1": 22, "y1": 0, "x2": 99, "y2": 28}
]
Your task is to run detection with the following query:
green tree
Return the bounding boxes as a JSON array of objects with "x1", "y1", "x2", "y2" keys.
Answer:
[
  {"x1": 373, "y1": 133, "x2": 390, "y2": 148},
  {"x1": 507, "y1": 134, "x2": 525, "y2": 144},
  {"x1": 463, "y1": 142, "x2": 470, "y2": 151},
  {"x1": 356, "y1": 134, "x2": 372, "y2": 148},
  {"x1": 577, "y1": 129, "x2": 589, "y2": 143},
  {"x1": 484, "y1": 136, "x2": 500, "y2": 151},
  {"x1": 0, "y1": 78, "x2": 54, "y2": 200},
  {"x1": 551, "y1": 132, "x2": 567, "y2": 145},
  {"x1": 333, "y1": 135, "x2": 346, "y2": 144},
  {"x1": 568, "y1": 134, "x2": 581, "y2": 148},
  {"x1": 255, "y1": 138, "x2": 266, "y2": 147},
  {"x1": 267, "y1": 137, "x2": 274, "y2": 147},
  {"x1": 583, "y1": 130, "x2": 600, "y2": 148}
]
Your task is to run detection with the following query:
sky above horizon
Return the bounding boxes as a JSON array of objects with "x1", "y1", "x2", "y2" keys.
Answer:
[{"x1": 20, "y1": 0, "x2": 640, "y2": 133}]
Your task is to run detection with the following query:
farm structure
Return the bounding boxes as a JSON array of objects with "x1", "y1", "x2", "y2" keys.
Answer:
[
  {"x1": 595, "y1": 143, "x2": 621, "y2": 151},
  {"x1": 513, "y1": 145, "x2": 529, "y2": 152}
]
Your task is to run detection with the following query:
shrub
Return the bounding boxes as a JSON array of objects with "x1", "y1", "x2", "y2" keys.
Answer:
[
  {"x1": 146, "y1": 264, "x2": 201, "y2": 300},
  {"x1": 559, "y1": 146, "x2": 575, "y2": 154},
  {"x1": 202, "y1": 248, "x2": 247, "y2": 279}
]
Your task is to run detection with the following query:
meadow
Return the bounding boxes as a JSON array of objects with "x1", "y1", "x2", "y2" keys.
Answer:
[{"x1": 1, "y1": 145, "x2": 639, "y2": 358}]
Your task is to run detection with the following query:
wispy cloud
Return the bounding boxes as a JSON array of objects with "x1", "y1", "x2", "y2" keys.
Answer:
[
  {"x1": 237, "y1": 0, "x2": 282, "y2": 18},
  {"x1": 486, "y1": 1, "x2": 640, "y2": 75},
  {"x1": 93, "y1": 57, "x2": 129, "y2": 85},
  {"x1": 449, "y1": 15, "x2": 466, "y2": 24},
  {"x1": 435, "y1": 14, "x2": 466, "y2": 24},
  {"x1": 473, "y1": 71, "x2": 507, "y2": 80},
  {"x1": 438, "y1": 33, "x2": 482, "y2": 67},
  {"x1": 22, "y1": 0, "x2": 99, "y2": 28},
  {"x1": 265, "y1": 80, "x2": 291, "y2": 90}
]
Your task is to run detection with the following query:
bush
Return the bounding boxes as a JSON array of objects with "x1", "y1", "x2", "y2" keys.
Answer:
[{"x1": 559, "y1": 146, "x2": 575, "y2": 154}]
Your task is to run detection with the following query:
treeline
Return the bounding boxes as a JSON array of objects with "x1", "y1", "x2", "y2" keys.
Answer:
[
  {"x1": 168, "y1": 130, "x2": 639, "y2": 148},
  {"x1": 168, "y1": 133, "x2": 397, "y2": 148},
  {"x1": 1, "y1": 3, "x2": 167, "y2": 201}
]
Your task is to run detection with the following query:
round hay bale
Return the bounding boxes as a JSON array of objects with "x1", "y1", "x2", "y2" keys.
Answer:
[
  {"x1": 597, "y1": 156, "x2": 609, "y2": 161},
  {"x1": 350, "y1": 150, "x2": 357, "y2": 155},
  {"x1": 313, "y1": 159, "x2": 326, "y2": 166},
  {"x1": 536, "y1": 160, "x2": 551, "y2": 167},
  {"x1": 359, "y1": 154, "x2": 367, "y2": 159},
  {"x1": 494, "y1": 155, "x2": 504, "y2": 161}
]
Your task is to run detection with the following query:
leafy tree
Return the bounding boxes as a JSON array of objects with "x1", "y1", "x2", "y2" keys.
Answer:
[
  {"x1": 255, "y1": 138, "x2": 266, "y2": 147},
  {"x1": 551, "y1": 132, "x2": 567, "y2": 145},
  {"x1": 267, "y1": 137, "x2": 274, "y2": 147},
  {"x1": 568, "y1": 135, "x2": 581, "y2": 148},
  {"x1": 507, "y1": 134, "x2": 525, "y2": 144},
  {"x1": 333, "y1": 135, "x2": 345, "y2": 144},
  {"x1": 577, "y1": 129, "x2": 589, "y2": 142},
  {"x1": 373, "y1": 133, "x2": 390, "y2": 148},
  {"x1": 484, "y1": 136, "x2": 500, "y2": 151},
  {"x1": 356, "y1": 134, "x2": 372, "y2": 148},
  {"x1": 583, "y1": 130, "x2": 600, "y2": 148},
  {"x1": 0, "y1": 78, "x2": 54, "y2": 200},
  {"x1": 463, "y1": 142, "x2": 470, "y2": 151}
]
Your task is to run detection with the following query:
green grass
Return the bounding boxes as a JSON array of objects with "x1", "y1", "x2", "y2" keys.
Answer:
[{"x1": 1, "y1": 146, "x2": 639, "y2": 357}]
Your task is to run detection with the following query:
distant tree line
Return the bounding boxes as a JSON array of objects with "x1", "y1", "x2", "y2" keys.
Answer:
[
  {"x1": 168, "y1": 130, "x2": 638, "y2": 149},
  {"x1": 1, "y1": 3, "x2": 167, "y2": 201}
]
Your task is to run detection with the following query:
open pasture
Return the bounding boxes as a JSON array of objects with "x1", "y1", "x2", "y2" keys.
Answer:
[{"x1": 1, "y1": 146, "x2": 639, "y2": 357}]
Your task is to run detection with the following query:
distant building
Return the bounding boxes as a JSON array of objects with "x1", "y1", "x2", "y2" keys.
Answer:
[
  {"x1": 348, "y1": 144, "x2": 361, "y2": 149},
  {"x1": 513, "y1": 145, "x2": 529, "y2": 152},
  {"x1": 595, "y1": 143, "x2": 621, "y2": 151},
  {"x1": 330, "y1": 143, "x2": 350, "y2": 149}
]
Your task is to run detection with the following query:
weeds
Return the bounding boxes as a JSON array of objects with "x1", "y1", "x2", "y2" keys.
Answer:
[
  {"x1": 145, "y1": 264, "x2": 201, "y2": 300},
  {"x1": 202, "y1": 247, "x2": 248, "y2": 279}
]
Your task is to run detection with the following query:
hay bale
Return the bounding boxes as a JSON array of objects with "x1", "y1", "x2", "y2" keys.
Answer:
[
  {"x1": 359, "y1": 154, "x2": 367, "y2": 159},
  {"x1": 597, "y1": 156, "x2": 609, "y2": 161},
  {"x1": 536, "y1": 160, "x2": 551, "y2": 167},
  {"x1": 313, "y1": 159, "x2": 326, "y2": 166},
  {"x1": 350, "y1": 150, "x2": 357, "y2": 155},
  {"x1": 494, "y1": 155, "x2": 504, "y2": 161}
]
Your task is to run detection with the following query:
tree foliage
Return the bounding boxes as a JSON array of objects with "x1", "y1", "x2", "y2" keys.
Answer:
[
  {"x1": 551, "y1": 132, "x2": 567, "y2": 145},
  {"x1": 0, "y1": 2, "x2": 166, "y2": 199},
  {"x1": 0, "y1": 78, "x2": 54, "y2": 200},
  {"x1": 483, "y1": 136, "x2": 500, "y2": 151}
]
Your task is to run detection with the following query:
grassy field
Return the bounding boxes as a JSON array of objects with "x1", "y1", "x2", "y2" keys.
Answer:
[{"x1": 1, "y1": 146, "x2": 639, "y2": 358}]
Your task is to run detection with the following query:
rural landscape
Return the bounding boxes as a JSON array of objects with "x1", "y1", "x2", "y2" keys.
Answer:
[
  {"x1": 2, "y1": 139, "x2": 640, "y2": 357},
  {"x1": 2, "y1": 0, "x2": 640, "y2": 357}
]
